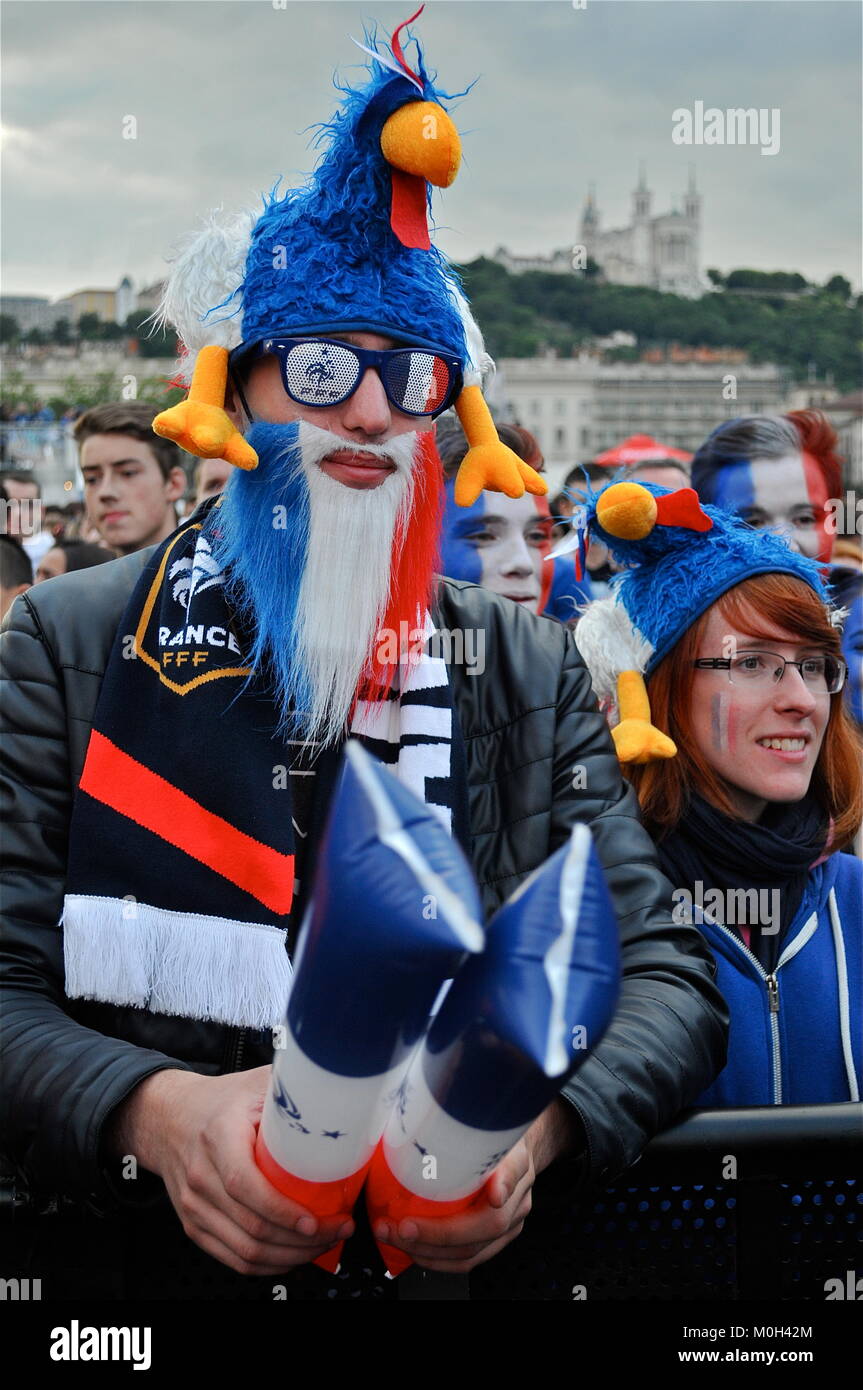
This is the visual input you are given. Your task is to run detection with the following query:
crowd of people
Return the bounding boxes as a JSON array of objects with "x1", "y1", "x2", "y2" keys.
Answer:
[
  {"x1": 0, "y1": 11, "x2": 860, "y2": 1304},
  {"x1": 0, "y1": 403, "x2": 236, "y2": 621}
]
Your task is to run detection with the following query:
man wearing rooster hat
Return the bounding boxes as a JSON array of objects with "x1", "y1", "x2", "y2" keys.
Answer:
[{"x1": 0, "y1": 12, "x2": 726, "y2": 1298}]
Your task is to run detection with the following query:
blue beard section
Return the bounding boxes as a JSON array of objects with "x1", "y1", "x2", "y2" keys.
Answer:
[{"x1": 208, "y1": 421, "x2": 314, "y2": 735}]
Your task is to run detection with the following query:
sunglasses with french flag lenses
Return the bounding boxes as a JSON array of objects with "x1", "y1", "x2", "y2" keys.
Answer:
[{"x1": 245, "y1": 338, "x2": 462, "y2": 418}]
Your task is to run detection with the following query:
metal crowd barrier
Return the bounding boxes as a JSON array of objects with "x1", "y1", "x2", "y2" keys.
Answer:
[{"x1": 471, "y1": 1103, "x2": 863, "y2": 1301}]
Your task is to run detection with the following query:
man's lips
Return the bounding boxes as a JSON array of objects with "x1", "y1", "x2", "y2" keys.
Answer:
[
  {"x1": 318, "y1": 451, "x2": 397, "y2": 489},
  {"x1": 101, "y1": 511, "x2": 129, "y2": 524}
]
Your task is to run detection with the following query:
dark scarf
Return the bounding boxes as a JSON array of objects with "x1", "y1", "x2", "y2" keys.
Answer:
[{"x1": 657, "y1": 793, "x2": 829, "y2": 970}]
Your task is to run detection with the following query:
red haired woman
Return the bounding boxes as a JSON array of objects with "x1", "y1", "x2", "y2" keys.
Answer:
[{"x1": 574, "y1": 479, "x2": 863, "y2": 1106}]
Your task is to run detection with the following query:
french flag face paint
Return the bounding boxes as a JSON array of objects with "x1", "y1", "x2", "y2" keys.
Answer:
[
  {"x1": 367, "y1": 822, "x2": 621, "y2": 1276},
  {"x1": 256, "y1": 741, "x2": 484, "y2": 1267},
  {"x1": 705, "y1": 453, "x2": 832, "y2": 565},
  {"x1": 440, "y1": 478, "x2": 552, "y2": 612}
]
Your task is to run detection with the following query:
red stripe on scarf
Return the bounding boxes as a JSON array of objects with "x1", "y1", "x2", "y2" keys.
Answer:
[{"x1": 79, "y1": 729, "x2": 294, "y2": 915}]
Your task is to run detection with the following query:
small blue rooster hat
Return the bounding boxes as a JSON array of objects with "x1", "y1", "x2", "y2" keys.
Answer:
[
  {"x1": 566, "y1": 479, "x2": 836, "y2": 763},
  {"x1": 601, "y1": 480, "x2": 828, "y2": 671}
]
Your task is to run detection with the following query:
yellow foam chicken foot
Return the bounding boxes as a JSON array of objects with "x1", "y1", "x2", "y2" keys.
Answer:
[
  {"x1": 611, "y1": 669, "x2": 678, "y2": 765},
  {"x1": 153, "y1": 346, "x2": 258, "y2": 471},
  {"x1": 453, "y1": 385, "x2": 547, "y2": 508}
]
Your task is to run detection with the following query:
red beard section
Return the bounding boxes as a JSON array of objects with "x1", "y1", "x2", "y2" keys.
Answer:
[{"x1": 354, "y1": 432, "x2": 445, "y2": 708}]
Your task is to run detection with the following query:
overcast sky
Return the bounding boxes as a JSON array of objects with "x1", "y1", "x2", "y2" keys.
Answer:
[{"x1": 3, "y1": 0, "x2": 861, "y2": 301}]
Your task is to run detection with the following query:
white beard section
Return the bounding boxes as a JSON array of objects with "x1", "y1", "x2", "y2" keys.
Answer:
[{"x1": 292, "y1": 422, "x2": 419, "y2": 747}]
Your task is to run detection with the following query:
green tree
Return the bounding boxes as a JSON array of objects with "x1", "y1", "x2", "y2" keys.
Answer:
[
  {"x1": 823, "y1": 275, "x2": 852, "y2": 299},
  {"x1": 0, "y1": 372, "x2": 38, "y2": 411},
  {"x1": 58, "y1": 371, "x2": 121, "y2": 409},
  {"x1": 77, "y1": 312, "x2": 103, "y2": 340},
  {"x1": 0, "y1": 314, "x2": 20, "y2": 344},
  {"x1": 136, "y1": 377, "x2": 185, "y2": 409},
  {"x1": 458, "y1": 257, "x2": 862, "y2": 393},
  {"x1": 53, "y1": 318, "x2": 71, "y2": 345}
]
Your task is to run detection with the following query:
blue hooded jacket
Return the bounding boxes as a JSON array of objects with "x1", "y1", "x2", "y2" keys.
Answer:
[{"x1": 694, "y1": 851, "x2": 862, "y2": 1106}]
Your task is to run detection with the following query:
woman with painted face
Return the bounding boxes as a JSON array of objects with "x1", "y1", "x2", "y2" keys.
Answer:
[
  {"x1": 435, "y1": 419, "x2": 592, "y2": 620},
  {"x1": 574, "y1": 479, "x2": 862, "y2": 1107},
  {"x1": 692, "y1": 410, "x2": 863, "y2": 726}
]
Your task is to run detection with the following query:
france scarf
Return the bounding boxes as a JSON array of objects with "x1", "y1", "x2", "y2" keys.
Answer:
[{"x1": 61, "y1": 512, "x2": 459, "y2": 1030}]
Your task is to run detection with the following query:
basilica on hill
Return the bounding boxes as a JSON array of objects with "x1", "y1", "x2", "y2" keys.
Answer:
[{"x1": 493, "y1": 169, "x2": 707, "y2": 299}]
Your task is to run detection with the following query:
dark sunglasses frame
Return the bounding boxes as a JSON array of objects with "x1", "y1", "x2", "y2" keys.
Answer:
[{"x1": 231, "y1": 337, "x2": 463, "y2": 420}]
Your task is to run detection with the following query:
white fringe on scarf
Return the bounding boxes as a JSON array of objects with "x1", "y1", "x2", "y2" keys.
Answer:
[{"x1": 62, "y1": 895, "x2": 292, "y2": 1029}]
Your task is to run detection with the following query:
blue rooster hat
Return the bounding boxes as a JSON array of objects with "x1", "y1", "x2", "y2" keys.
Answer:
[
  {"x1": 236, "y1": 31, "x2": 466, "y2": 359},
  {"x1": 599, "y1": 480, "x2": 828, "y2": 672},
  {"x1": 158, "y1": 10, "x2": 474, "y2": 381},
  {"x1": 154, "y1": 8, "x2": 548, "y2": 509},
  {"x1": 567, "y1": 479, "x2": 836, "y2": 763}
]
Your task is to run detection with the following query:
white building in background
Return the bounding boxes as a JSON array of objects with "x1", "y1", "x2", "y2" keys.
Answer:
[
  {"x1": 492, "y1": 169, "x2": 707, "y2": 299},
  {"x1": 497, "y1": 354, "x2": 788, "y2": 492},
  {"x1": 3, "y1": 278, "x2": 140, "y2": 333},
  {"x1": 823, "y1": 392, "x2": 863, "y2": 489},
  {"x1": 581, "y1": 169, "x2": 707, "y2": 298},
  {"x1": 135, "y1": 281, "x2": 166, "y2": 313},
  {"x1": 492, "y1": 246, "x2": 573, "y2": 276},
  {"x1": 0, "y1": 296, "x2": 69, "y2": 335},
  {"x1": 115, "y1": 277, "x2": 136, "y2": 326}
]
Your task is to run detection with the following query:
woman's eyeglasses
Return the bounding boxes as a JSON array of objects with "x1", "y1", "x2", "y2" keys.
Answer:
[
  {"x1": 231, "y1": 338, "x2": 463, "y2": 419},
  {"x1": 693, "y1": 651, "x2": 847, "y2": 695}
]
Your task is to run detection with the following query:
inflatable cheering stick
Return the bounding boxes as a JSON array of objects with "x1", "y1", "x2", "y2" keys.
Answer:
[
  {"x1": 366, "y1": 821, "x2": 621, "y2": 1276},
  {"x1": 255, "y1": 739, "x2": 484, "y2": 1273}
]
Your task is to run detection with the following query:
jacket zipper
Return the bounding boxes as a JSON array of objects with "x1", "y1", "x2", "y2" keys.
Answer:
[
  {"x1": 226, "y1": 1027, "x2": 248, "y2": 1073},
  {"x1": 766, "y1": 972, "x2": 781, "y2": 1102},
  {"x1": 713, "y1": 924, "x2": 784, "y2": 1104}
]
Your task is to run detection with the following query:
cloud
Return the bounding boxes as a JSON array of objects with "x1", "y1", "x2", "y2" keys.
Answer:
[{"x1": 2, "y1": 0, "x2": 860, "y2": 298}]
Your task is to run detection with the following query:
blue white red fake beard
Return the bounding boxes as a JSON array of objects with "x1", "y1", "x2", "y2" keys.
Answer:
[{"x1": 210, "y1": 419, "x2": 443, "y2": 746}]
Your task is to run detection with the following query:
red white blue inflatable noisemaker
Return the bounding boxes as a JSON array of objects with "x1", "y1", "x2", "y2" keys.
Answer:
[{"x1": 255, "y1": 741, "x2": 621, "y2": 1277}]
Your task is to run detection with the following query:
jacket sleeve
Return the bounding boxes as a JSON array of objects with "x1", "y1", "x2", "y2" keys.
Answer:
[
  {"x1": 550, "y1": 630, "x2": 729, "y2": 1190},
  {"x1": 0, "y1": 592, "x2": 193, "y2": 1210}
]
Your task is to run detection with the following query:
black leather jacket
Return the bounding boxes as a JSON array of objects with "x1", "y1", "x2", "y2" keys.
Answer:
[{"x1": 1, "y1": 548, "x2": 727, "y2": 1221}]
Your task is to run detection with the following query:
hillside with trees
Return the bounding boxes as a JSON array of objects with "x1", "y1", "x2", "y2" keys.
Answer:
[{"x1": 458, "y1": 259, "x2": 862, "y2": 393}]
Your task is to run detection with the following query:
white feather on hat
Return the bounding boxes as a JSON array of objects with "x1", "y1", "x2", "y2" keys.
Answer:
[
  {"x1": 447, "y1": 279, "x2": 495, "y2": 390},
  {"x1": 574, "y1": 596, "x2": 655, "y2": 722},
  {"x1": 155, "y1": 207, "x2": 255, "y2": 386}
]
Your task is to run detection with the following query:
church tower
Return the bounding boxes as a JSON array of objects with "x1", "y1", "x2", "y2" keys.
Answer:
[
  {"x1": 631, "y1": 166, "x2": 652, "y2": 279},
  {"x1": 684, "y1": 165, "x2": 700, "y2": 223},
  {"x1": 633, "y1": 164, "x2": 652, "y2": 221},
  {"x1": 683, "y1": 165, "x2": 701, "y2": 290},
  {"x1": 580, "y1": 183, "x2": 599, "y2": 259}
]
